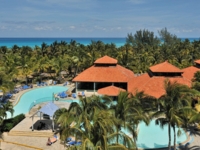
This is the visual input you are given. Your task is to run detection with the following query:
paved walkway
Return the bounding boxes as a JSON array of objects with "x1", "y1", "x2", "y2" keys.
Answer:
[{"x1": 1, "y1": 133, "x2": 66, "y2": 150}]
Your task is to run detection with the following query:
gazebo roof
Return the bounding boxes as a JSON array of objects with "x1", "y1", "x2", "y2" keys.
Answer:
[
  {"x1": 150, "y1": 61, "x2": 183, "y2": 73},
  {"x1": 98, "y1": 85, "x2": 125, "y2": 96},
  {"x1": 38, "y1": 102, "x2": 59, "y2": 117},
  {"x1": 94, "y1": 55, "x2": 117, "y2": 64},
  {"x1": 73, "y1": 64, "x2": 134, "y2": 82}
]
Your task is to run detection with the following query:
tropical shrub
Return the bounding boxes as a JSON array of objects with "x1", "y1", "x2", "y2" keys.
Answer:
[{"x1": 1, "y1": 113, "x2": 25, "y2": 132}]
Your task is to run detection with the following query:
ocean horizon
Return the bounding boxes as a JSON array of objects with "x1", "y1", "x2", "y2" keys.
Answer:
[{"x1": 0, "y1": 37, "x2": 199, "y2": 48}]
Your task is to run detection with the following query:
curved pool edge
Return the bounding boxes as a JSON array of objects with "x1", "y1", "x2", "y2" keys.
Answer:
[
  {"x1": 13, "y1": 85, "x2": 68, "y2": 107},
  {"x1": 7, "y1": 85, "x2": 74, "y2": 119}
]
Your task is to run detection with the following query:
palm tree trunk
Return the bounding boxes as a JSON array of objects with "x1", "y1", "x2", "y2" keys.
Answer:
[
  {"x1": 117, "y1": 127, "x2": 119, "y2": 144},
  {"x1": 173, "y1": 126, "x2": 176, "y2": 150},
  {"x1": 133, "y1": 137, "x2": 138, "y2": 150},
  {"x1": 168, "y1": 124, "x2": 171, "y2": 150}
]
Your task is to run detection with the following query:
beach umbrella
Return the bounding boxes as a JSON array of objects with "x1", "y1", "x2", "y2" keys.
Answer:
[{"x1": 60, "y1": 71, "x2": 68, "y2": 75}]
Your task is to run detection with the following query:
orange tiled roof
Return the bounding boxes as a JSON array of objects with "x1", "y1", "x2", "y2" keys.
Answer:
[
  {"x1": 98, "y1": 85, "x2": 126, "y2": 96},
  {"x1": 150, "y1": 61, "x2": 183, "y2": 73},
  {"x1": 94, "y1": 55, "x2": 117, "y2": 64},
  {"x1": 194, "y1": 60, "x2": 200, "y2": 65},
  {"x1": 182, "y1": 66, "x2": 200, "y2": 81},
  {"x1": 73, "y1": 64, "x2": 134, "y2": 82},
  {"x1": 128, "y1": 73, "x2": 191, "y2": 99}
]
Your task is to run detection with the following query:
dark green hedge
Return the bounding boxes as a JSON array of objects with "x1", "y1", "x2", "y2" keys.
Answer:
[{"x1": 0, "y1": 114, "x2": 25, "y2": 132}]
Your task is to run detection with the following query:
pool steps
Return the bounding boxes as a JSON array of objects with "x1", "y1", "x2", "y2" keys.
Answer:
[
  {"x1": 8, "y1": 130, "x2": 54, "y2": 137},
  {"x1": 0, "y1": 139, "x2": 43, "y2": 150}
]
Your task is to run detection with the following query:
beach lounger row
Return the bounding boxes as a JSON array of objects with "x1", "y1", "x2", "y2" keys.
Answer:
[
  {"x1": 37, "y1": 82, "x2": 48, "y2": 86},
  {"x1": 36, "y1": 81, "x2": 57, "y2": 87},
  {"x1": 0, "y1": 92, "x2": 14, "y2": 103},
  {"x1": 13, "y1": 84, "x2": 31, "y2": 93},
  {"x1": 57, "y1": 91, "x2": 77, "y2": 99},
  {"x1": 57, "y1": 91, "x2": 68, "y2": 98}
]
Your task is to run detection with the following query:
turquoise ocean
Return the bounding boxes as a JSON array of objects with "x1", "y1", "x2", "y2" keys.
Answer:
[{"x1": 0, "y1": 37, "x2": 199, "y2": 48}]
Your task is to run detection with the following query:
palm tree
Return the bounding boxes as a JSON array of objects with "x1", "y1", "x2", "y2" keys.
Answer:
[
  {"x1": 110, "y1": 91, "x2": 151, "y2": 150},
  {"x1": 57, "y1": 95, "x2": 111, "y2": 139},
  {"x1": 0, "y1": 102, "x2": 14, "y2": 125},
  {"x1": 153, "y1": 79, "x2": 194, "y2": 150},
  {"x1": 17, "y1": 55, "x2": 35, "y2": 85},
  {"x1": 66, "y1": 109, "x2": 135, "y2": 150},
  {"x1": 41, "y1": 42, "x2": 48, "y2": 57},
  {"x1": 57, "y1": 94, "x2": 136, "y2": 149}
]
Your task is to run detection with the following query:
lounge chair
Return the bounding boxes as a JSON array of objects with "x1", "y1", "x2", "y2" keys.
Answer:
[
  {"x1": 66, "y1": 140, "x2": 76, "y2": 147},
  {"x1": 5, "y1": 93, "x2": 13, "y2": 99},
  {"x1": 53, "y1": 81, "x2": 57, "y2": 85},
  {"x1": 63, "y1": 82, "x2": 68, "y2": 86},
  {"x1": 13, "y1": 88, "x2": 19, "y2": 93},
  {"x1": 36, "y1": 82, "x2": 41, "y2": 87},
  {"x1": 66, "y1": 137, "x2": 72, "y2": 142},
  {"x1": 72, "y1": 93, "x2": 77, "y2": 98},
  {"x1": 22, "y1": 85, "x2": 29, "y2": 90},
  {"x1": 82, "y1": 91, "x2": 85, "y2": 97},
  {"x1": 60, "y1": 91, "x2": 68, "y2": 98}
]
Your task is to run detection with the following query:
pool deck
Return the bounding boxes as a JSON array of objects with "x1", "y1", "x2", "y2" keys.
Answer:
[
  {"x1": 1, "y1": 84, "x2": 200, "y2": 150},
  {"x1": 1, "y1": 83, "x2": 99, "y2": 150}
]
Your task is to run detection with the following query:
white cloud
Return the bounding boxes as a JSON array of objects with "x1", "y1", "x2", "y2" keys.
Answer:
[
  {"x1": 34, "y1": 26, "x2": 52, "y2": 31},
  {"x1": 182, "y1": 29, "x2": 193, "y2": 33},
  {"x1": 0, "y1": 26, "x2": 7, "y2": 30},
  {"x1": 69, "y1": 26, "x2": 75, "y2": 29}
]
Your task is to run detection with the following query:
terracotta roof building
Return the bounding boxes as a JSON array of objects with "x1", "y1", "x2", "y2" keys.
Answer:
[
  {"x1": 181, "y1": 60, "x2": 200, "y2": 81},
  {"x1": 73, "y1": 55, "x2": 135, "y2": 93},
  {"x1": 73, "y1": 55, "x2": 200, "y2": 98},
  {"x1": 128, "y1": 61, "x2": 191, "y2": 99}
]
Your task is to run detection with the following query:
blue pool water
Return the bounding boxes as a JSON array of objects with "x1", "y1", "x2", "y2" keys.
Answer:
[
  {"x1": 122, "y1": 121, "x2": 187, "y2": 149},
  {"x1": 7, "y1": 86, "x2": 70, "y2": 118}
]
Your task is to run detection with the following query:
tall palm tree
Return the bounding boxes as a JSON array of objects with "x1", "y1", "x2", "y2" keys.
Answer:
[
  {"x1": 110, "y1": 91, "x2": 151, "y2": 150},
  {"x1": 66, "y1": 109, "x2": 135, "y2": 150},
  {"x1": 153, "y1": 79, "x2": 194, "y2": 150},
  {"x1": 57, "y1": 95, "x2": 111, "y2": 139}
]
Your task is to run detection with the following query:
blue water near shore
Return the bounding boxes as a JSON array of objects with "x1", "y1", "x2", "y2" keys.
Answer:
[
  {"x1": 0, "y1": 37, "x2": 199, "y2": 48},
  {"x1": 0, "y1": 37, "x2": 126, "y2": 48}
]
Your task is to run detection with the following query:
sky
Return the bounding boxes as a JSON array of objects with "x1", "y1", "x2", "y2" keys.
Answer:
[{"x1": 0, "y1": 0, "x2": 200, "y2": 38}]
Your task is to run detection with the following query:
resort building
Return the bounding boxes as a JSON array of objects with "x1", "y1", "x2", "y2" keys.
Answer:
[
  {"x1": 73, "y1": 56, "x2": 200, "y2": 99},
  {"x1": 128, "y1": 61, "x2": 191, "y2": 98},
  {"x1": 72, "y1": 55, "x2": 135, "y2": 93}
]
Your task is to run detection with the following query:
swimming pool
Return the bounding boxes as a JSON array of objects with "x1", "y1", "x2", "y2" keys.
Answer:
[
  {"x1": 7, "y1": 86, "x2": 71, "y2": 118},
  {"x1": 122, "y1": 120, "x2": 188, "y2": 149}
]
